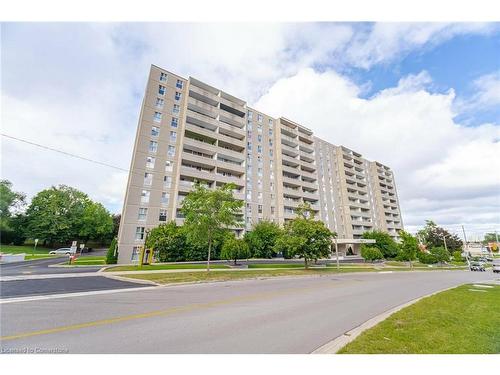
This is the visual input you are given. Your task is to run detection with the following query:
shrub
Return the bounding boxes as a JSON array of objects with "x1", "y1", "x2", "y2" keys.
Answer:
[
  {"x1": 221, "y1": 236, "x2": 250, "y2": 265},
  {"x1": 452, "y1": 250, "x2": 464, "y2": 262},
  {"x1": 361, "y1": 230, "x2": 399, "y2": 258},
  {"x1": 417, "y1": 251, "x2": 437, "y2": 264},
  {"x1": 430, "y1": 246, "x2": 450, "y2": 265},
  {"x1": 361, "y1": 246, "x2": 384, "y2": 262},
  {"x1": 105, "y1": 237, "x2": 118, "y2": 264}
]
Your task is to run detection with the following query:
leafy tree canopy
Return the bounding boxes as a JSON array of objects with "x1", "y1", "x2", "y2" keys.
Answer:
[
  {"x1": 0, "y1": 179, "x2": 26, "y2": 232},
  {"x1": 274, "y1": 216, "x2": 333, "y2": 268},
  {"x1": 221, "y1": 236, "x2": 250, "y2": 265},
  {"x1": 417, "y1": 220, "x2": 463, "y2": 253},
  {"x1": 244, "y1": 220, "x2": 283, "y2": 258},
  {"x1": 396, "y1": 230, "x2": 419, "y2": 265},
  {"x1": 361, "y1": 246, "x2": 384, "y2": 262},
  {"x1": 361, "y1": 230, "x2": 399, "y2": 258},
  {"x1": 181, "y1": 182, "x2": 244, "y2": 270}
]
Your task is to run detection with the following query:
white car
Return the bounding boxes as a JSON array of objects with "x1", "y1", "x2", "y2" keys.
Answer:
[
  {"x1": 49, "y1": 247, "x2": 74, "y2": 255},
  {"x1": 493, "y1": 259, "x2": 500, "y2": 274}
]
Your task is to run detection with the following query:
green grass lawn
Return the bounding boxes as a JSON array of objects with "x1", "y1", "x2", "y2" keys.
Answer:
[
  {"x1": 247, "y1": 263, "x2": 306, "y2": 269},
  {"x1": 66, "y1": 256, "x2": 106, "y2": 265},
  {"x1": 339, "y1": 284, "x2": 500, "y2": 354},
  {"x1": 117, "y1": 267, "x2": 400, "y2": 284},
  {"x1": 24, "y1": 254, "x2": 58, "y2": 260},
  {"x1": 0, "y1": 245, "x2": 52, "y2": 254},
  {"x1": 105, "y1": 263, "x2": 231, "y2": 272}
]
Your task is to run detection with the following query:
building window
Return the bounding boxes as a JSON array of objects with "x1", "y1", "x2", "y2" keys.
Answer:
[
  {"x1": 140, "y1": 190, "x2": 150, "y2": 203},
  {"x1": 257, "y1": 114, "x2": 263, "y2": 123},
  {"x1": 159, "y1": 209, "x2": 167, "y2": 222},
  {"x1": 160, "y1": 72, "x2": 168, "y2": 82},
  {"x1": 135, "y1": 227, "x2": 145, "y2": 240},
  {"x1": 257, "y1": 145, "x2": 262, "y2": 154},
  {"x1": 257, "y1": 192, "x2": 263, "y2": 200},
  {"x1": 247, "y1": 110, "x2": 253, "y2": 120},
  {"x1": 247, "y1": 122, "x2": 253, "y2": 131},
  {"x1": 153, "y1": 112, "x2": 162, "y2": 122},
  {"x1": 258, "y1": 205, "x2": 263, "y2": 214},
  {"x1": 269, "y1": 119, "x2": 273, "y2": 126},
  {"x1": 176, "y1": 79, "x2": 183, "y2": 89},
  {"x1": 257, "y1": 134, "x2": 262, "y2": 143},
  {"x1": 163, "y1": 175, "x2": 172, "y2": 188},
  {"x1": 171, "y1": 117, "x2": 178, "y2": 128},
  {"x1": 170, "y1": 131, "x2": 177, "y2": 142},
  {"x1": 269, "y1": 129, "x2": 273, "y2": 136},
  {"x1": 144, "y1": 172, "x2": 153, "y2": 186},
  {"x1": 271, "y1": 206, "x2": 275, "y2": 214},
  {"x1": 138, "y1": 208, "x2": 148, "y2": 221},
  {"x1": 158, "y1": 85, "x2": 166, "y2": 95},
  {"x1": 151, "y1": 126, "x2": 160, "y2": 137},
  {"x1": 172, "y1": 104, "x2": 180, "y2": 114},
  {"x1": 165, "y1": 160, "x2": 173, "y2": 171},
  {"x1": 155, "y1": 98, "x2": 164, "y2": 108},
  {"x1": 247, "y1": 142, "x2": 252, "y2": 151},
  {"x1": 175, "y1": 92, "x2": 182, "y2": 101},
  {"x1": 149, "y1": 141, "x2": 158, "y2": 153},
  {"x1": 131, "y1": 246, "x2": 140, "y2": 261},
  {"x1": 269, "y1": 150, "x2": 273, "y2": 157},
  {"x1": 167, "y1": 145, "x2": 176, "y2": 157},
  {"x1": 146, "y1": 156, "x2": 155, "y2": 169},
  {"x1": 258, "y1": 168, "x2": 263, "y2": 177},
  {"x1": 269, "y1": 140, "x2": 273, "y2": 147},
  {"x1": 161, "y1": 192, "x2": 170, "y2": 205}
]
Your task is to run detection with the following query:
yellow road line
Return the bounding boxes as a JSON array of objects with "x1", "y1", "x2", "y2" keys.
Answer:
[{"x1": 1, "y1": 279, "x2": 353, "y2": 342}]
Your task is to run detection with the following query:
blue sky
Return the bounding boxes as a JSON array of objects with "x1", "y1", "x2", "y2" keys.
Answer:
[{"x1": 1, "y1": 22, "x2": 499, "y2": 238}]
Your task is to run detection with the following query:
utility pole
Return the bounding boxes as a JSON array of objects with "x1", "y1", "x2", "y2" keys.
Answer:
[
  {"x1": 442, "y1": 234, "x2": 448, "y2": 253},
  {"x1": 462, "y1": 225, "x2": 471, "y2": 268},
  {"x1": 334, "y1": 236, "x2": 340, "y2": 270}
]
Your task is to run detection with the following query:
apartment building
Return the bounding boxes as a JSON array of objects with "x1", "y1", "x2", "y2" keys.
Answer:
[{"x1": 117, "y1": 65, "x2": 403, "y2": 263}]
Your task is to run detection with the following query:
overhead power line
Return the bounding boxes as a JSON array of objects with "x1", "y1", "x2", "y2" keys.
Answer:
[{"x1": 1, "y1": 133, "x2": 129, "y2": 172}]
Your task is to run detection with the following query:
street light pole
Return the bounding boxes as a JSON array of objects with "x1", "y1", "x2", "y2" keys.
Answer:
[{"x1": 334, "y1": 236, "x2": 339, "y2": 271}]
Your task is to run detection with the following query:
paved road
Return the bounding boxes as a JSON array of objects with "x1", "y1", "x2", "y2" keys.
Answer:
[
  {"x1": 0, "y1": 256, "x2": 103, "y2": 277},
  {"x1": 1, "y1": 270, "x2": 496, "y2": 354}
]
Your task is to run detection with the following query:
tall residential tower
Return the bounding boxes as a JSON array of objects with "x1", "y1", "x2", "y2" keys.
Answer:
[{"x1": 117, "y1": 65, "x2": 403, "y2": 263}]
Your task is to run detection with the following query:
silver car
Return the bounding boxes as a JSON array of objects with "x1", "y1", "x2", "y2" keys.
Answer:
[{"x1": 49, "y1": 247, "x2": 74, "y2": 255}]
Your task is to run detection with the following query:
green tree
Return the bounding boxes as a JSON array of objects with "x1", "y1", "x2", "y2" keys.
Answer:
[
  {"x1": 361, "y1": 230, "x2": 399, "y2": 259},
  {"x1": 430, "y1": 246, "x2": 450, "y2": 266},
  {"x1": 244, "y1": 220, "x2": 282, "y2": 258},
  {"x1": 111, "y1": 214, "x2": 121, "y2": 239},
  {"x1": 146, "y1": 221, "x2": 187, "y2": 262},
  {"x1": 79, "y1": 202, "x2": 113, "y2": 243},
  {"x1": 396, "y1": 230, "x2": 419, "y2": 268},
  {"x1": 181, "y1": 182, "x2": 243, "y2": 271},
  {"x1": 361, "y1": 246, "x2": 384, "y2": 262},
  {"x1": 106, "y1": 237, "x2": 118, "y2": 264},
  {"x1": 274, "y1": 215, "x2": 333, "y2": 268},
  {"x1": 418, "y1": 220, "x2": 463, "y2": 253},
  {"x1": 452, "y1": 250, "x2": 464, "y2": 263},
  {"x1": 0, "y1": 180, "x2": 26, "y2": 242},
  {"x1": 25, "y1": 185, "x2": 90, "y2": 246},
  {"x1": 221, "y1": 236, "x2": 250, "y2": 265}
]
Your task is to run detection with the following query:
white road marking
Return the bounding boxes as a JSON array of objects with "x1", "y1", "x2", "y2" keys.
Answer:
[{"x1": 0, "y1": 285, "x2": 159, "y2": 304}]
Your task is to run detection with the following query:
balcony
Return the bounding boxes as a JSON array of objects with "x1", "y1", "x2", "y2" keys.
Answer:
[
  {"x1": 300, "y1": 179, "x2": 318, "y2": 190},
  {"x1": 299, "y1": 143, "x2": 314, "y2": 154},
  {"x1": 189, "y1": 84, "x2": 219, "y2": 106},
  {"x1": 299, "y1": 150, "x2": 315, "y2": 163},
  {"x1": 281, "y1": 153, "x2": 300, "y2": 167},
  {"x1": 216, "y1": 158, "x2": 245, "y2": 174},
  {"x1": 181, "y1": 151, "x2": 216, "y2": 168},
  {"x1": 216, "y1": 145, "x2": 245, "y2": 160},
  {"x1": 219, "y1": 110, "x2": 245, "y2": 128},
  {"x1": 300, "y1": 168, "x2": 317, "y2": 179},
  {"x1": 281, "y1": 134, "x2": 298, "y2": 147},
  {"x1": 180, "y1": 165, "x2": 214, "y2": 180},
  {"x1": 219, "y1": 95, "x2": 246, "y2": 115},
  {"x1": 283, "y1": 198, "x2": 302, "y2": 208},
  {"x1": 186, "y1": 109, "x2": 218, "y2": 131},
  {"x1": 283, "y1": 175, "x2": 301, "y2": 187},
  {"x1": 187, "y1": 97, "x2": 218, "y2": 118},
  {"x1": 216, "y1": 131, "x2": 245, "y2": 148},
  {"x1": 283, "y1": 186, "x2": 302, "y2": 198},
  {"x1": 301, "y1": 190, "x2": 319, "y2": 200},
  {"x1": 218, "y1": 120, "x2": 246, "y2": 139},
  {"x1": 215, "y1": 172, "x2": 244, "y2": 187},
  {"x1": 281, "y1": 143, "x2": 299, "y2": 157},
  {"x1": 183, "y1": 136, "x2": 218, "y2": 154},
  {"x1": 282, "y1": 164, "x2": 300, "y2": 176}
]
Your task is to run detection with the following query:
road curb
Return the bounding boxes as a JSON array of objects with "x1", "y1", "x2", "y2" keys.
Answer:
[
  {"x1": 311, "y1": 281, "x2": 495, "y2": 354},
  {"x1": 102, "y1": 273, "x2": 161, "y2": 286}
]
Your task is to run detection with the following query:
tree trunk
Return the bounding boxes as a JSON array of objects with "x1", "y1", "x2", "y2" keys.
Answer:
[
  {"x1": 207, "y1": 236, "x2": 212, "y2": 272},
  {"x1": 304, "y1": 258, "x2": 308, "y2": 269},
  {"x1": 234, "y1": 258, "x2": 237, "y2": 265}
]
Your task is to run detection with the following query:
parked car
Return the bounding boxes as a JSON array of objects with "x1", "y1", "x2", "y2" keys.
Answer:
[
  {"x1": 470, "y1": 262, "x2": 486, "y2": 272},
  {"x1": 492, "y1": 259, "x2": 500, "y2": 274},
  {"x1": 49, "y1": 247, "x2": 75, "y2": 255}
]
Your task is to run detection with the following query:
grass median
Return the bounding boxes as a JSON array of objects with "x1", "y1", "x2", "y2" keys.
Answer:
[{"x1": 339, "y1": 284, "x2": 500, "y2": 354}]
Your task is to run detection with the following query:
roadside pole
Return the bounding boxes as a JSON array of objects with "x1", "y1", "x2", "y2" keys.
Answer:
[
  {"x1": 462, "y1": 225, "x2": 471, "y2": 269},
  {"x1": 32, "y1": 238, "x2": 38, "y2": 257},
  {"x1": 334, "y1": 236, "x2": 339, "y2": 271}
]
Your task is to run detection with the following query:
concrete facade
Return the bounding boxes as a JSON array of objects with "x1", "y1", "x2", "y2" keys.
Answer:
[{"x1": 117, "y1": 65, "x2": 403, "y2": 263}]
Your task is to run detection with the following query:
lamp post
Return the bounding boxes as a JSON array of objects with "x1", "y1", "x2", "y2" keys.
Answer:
[{"x1": 334, "y1": 236, "x2": 339, "y2": 271}]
